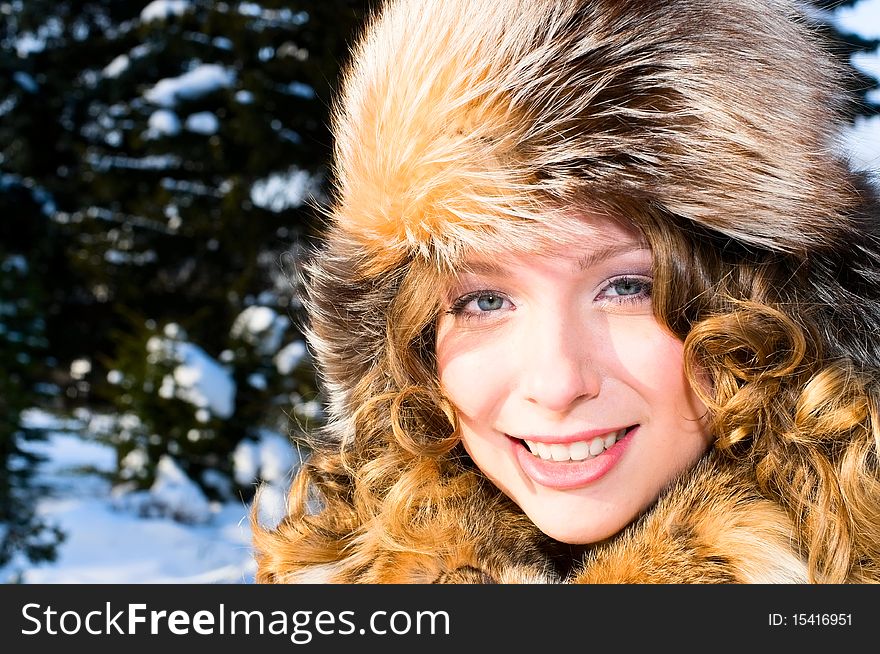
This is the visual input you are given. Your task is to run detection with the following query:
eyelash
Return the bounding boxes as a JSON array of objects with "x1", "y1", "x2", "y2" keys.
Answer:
[
  {"x1": 446, "y1": 289, "x2": 509, "y2": 320},
  {"x1": 597, "y1": 276, "x2": 653, "y2": 305},
  {"x1": 446, "y1": 276, "x2": 653, "y2": 321}
]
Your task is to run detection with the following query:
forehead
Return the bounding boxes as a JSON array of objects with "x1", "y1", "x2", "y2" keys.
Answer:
[{"x1": 450, "y1": 213, "x2": 648, "y2": 275}]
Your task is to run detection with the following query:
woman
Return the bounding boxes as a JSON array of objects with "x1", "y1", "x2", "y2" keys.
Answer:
[{"x1": 252, "y1": 0, "x2": 880, "y2": 583}]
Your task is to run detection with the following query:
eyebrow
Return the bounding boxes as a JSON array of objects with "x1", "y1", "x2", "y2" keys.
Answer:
[
  {"x1": 574, "y1": 243, "x2": 650, "y2": 271},
  {"x1": 459, "y1": 243, "x2": 650, "y2": 276}
]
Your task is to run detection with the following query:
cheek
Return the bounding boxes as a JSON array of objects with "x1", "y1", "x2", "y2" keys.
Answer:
[
  {"x1": 438, "y1": 350, "x2": 503, "y2": 422},
  {"x1": 605, "y1": 317, "x2": 703, "y2": 417},
  {"x1": 436, "y1": 330, "x2": 511, "y2": 423}
]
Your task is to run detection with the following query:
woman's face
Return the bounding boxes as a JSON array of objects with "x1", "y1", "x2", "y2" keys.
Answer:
[{"x1": 435, "y1": 217, "x2": 712, "y2": 544}]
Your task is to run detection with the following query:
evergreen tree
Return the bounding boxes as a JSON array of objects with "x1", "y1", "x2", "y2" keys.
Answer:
[
  {"x1": 0, "y1": 0, "x2": 370, "y2": 523},
  {"x1": 0, "y1": 185, "x2": 64, "y2": 577}
]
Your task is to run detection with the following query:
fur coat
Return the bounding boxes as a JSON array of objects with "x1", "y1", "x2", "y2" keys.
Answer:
[{"x1": 275, "y1": 449, "x2": 809, "y2": 584}]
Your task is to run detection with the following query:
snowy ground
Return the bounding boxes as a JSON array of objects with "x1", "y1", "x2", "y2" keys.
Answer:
[{"x1": 5, "y1": 409, "x2": 294, "y2": 584}]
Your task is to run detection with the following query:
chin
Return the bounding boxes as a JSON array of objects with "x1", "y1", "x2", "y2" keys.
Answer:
[{"x1": 526, "y1": 511, "x2": 624, "y2": 546}]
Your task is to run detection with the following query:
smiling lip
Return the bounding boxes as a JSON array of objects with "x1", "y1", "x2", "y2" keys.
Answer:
[
  {"x1": 510, "y1": 425, "x2": 638, "y2": 490},
  {"x1": 514, "y1": 426, "x2": 631, "y2": 445}
]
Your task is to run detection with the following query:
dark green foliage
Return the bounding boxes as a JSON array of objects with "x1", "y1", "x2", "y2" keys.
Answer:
[
  {"x1": 0, "y1": 0, "x2": 370, "y2": 566},
  {"x1": 0, "y1": 218, "x2": 64, "y2": 571}
]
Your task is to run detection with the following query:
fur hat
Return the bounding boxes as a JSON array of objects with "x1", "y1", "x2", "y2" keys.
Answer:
[{"x1": 306, "y1": 0, "x2": 880, "y2": 426}]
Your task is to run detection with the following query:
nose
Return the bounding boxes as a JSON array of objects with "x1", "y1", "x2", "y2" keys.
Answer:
[{"x1": 518, "y1": 312, "x2": 601, "y2": 413}]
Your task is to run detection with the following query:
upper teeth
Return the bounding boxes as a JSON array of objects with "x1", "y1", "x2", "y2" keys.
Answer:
[{"x1": 524, "y1": 429, "x2": 626, "y2": 462}]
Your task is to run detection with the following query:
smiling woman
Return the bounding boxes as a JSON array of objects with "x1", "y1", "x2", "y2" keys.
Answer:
[{"x1": 251, "y1": 0, "x2": 880, "y2": 584}]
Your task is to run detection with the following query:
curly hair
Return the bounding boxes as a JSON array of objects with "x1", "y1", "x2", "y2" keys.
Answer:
[
  {"x1": 636, "y1": 206, "x2": 880, "y2": 583},
  {"x1": 253, "y1": 254, "x2": 470, "y2": 580}
]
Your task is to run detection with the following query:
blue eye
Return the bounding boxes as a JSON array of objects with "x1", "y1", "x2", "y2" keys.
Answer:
[
  {"x1": 476, "y1": 294, "x2": 505, "y2": 311},
  {"x1": 448, "y1": 290, "x2": 512, "y2": 319},
  {"x1": 607, "y1": 278, "x2": 649, "y2": 297},
  {"x1": 599, "y1": 276, "x2": 653, "y2": 304}
]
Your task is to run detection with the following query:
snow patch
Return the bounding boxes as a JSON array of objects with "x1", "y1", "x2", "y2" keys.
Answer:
[
  {"x1": 113, "y1": 455, "x2": 213, "y2": 524},
  {"x1": 147, "y1": 109, "x2": 181, "y2": 137},
  {"x1": 230, "y1": 306, "x2": 288, "y2": 355},
  {"x1": 249, "y1": 167, "x2": 319, "y2": 213},
  {"x1": 185, "y1": 111, "x2": 220, "y2": 135},
  {"x1": 148, "y1": 328, "x2": 236, "y2": 419},
  {"x1": 274, "y1": 340, "x2": 307, "y2": 375},
  {"x1": 141, "y1": 0, "x2": 192, "y2": 23},
  {"x1": 144, "y1": 64, "x2": 236, "y2": 108},
  {"x1": 834, "y1": 0, "x2": 880, "y2": 38},
  {"x1": 103, "y1": 54, "x2": 130, "y2": 78}
]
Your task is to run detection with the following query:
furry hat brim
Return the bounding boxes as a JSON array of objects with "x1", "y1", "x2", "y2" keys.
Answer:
[{"x1": 327, "y1": 0, "x2": 860, "y2": 276}]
